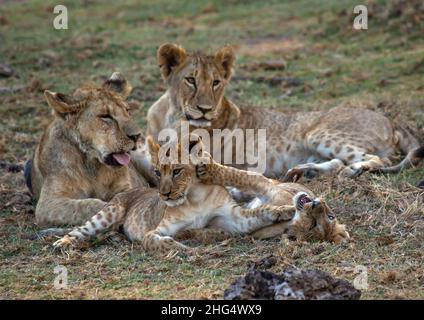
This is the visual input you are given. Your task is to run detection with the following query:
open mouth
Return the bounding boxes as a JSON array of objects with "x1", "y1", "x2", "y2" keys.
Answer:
[
  {"x1": 296, "y1": 193, "x2": 312, "y2": 210},
  {"x1": 188, "y1": 119, "x2": 212, "y2": 127},
  {"x1": 104, "y1": 152, "x2": 131, "y2": 167}
]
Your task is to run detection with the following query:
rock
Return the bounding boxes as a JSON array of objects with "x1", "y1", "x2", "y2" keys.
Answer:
[
  {"x1": 0, "y1": 63, "x2": 14, "y2": 77},
  {"x1": 224, "y1": 266, "x2": 361, "y2": 300}
]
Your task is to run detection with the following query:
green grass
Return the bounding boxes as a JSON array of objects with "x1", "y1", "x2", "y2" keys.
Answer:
[{"x1": 0, "y1": 0, "x2": 423, "y2": 299}]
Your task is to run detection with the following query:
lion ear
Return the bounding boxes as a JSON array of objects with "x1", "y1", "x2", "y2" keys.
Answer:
[
  {"x1": 103, "y1": 72, "x2": 132, "y2": 99},
  {"x1": 44, "y1": 90, "x2": 84, "y2": 117},
  {"x1": 214, "y1": 45, "x2": 235, "y2": 80},
  {"x1": 147, "y1": 136, "x2": 160, "y2": 164},
  {"x1": 157, "y1": 43, "x2": 187, "y2": 80},
  {"x1": 188, "y1": 134, "x2": 205, "y2": 160},
  {"x1": 127, "y1": 100, "x2": 141, "y2": 113},
  {"x1": 188, "y1": 134, "x2": 203, "y2": 153}
]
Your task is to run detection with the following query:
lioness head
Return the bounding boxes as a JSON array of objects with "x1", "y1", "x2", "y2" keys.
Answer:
[
  {"x1": 44, "y1": 72, "x2": 142, "y2": 167},
  {"x1": 157, "y1": 43, "x2": 235, "y2": 127},
  {"x1": 147, "y1": 134, "x2": 207, "y2": 207},
  {"x1": 291, "y1": 192, "x2": 350, "y2": 244}
]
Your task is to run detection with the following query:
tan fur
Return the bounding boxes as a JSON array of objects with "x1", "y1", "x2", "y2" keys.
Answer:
[
  {"x1": 53, "y1": 137, "x2": 295, "y2": 252},
  {"x1": 146, "y1": 44, "x2": 423, "y2": 179},
  {"x1": 196, "y1": 159, "x2": 349, "y2": 243},
  {"x1": 53, "y1": 136, "x2": 348, "y2": 252},
  {"x1": 31, "y1": 73, "x2": 149, "y2": 226}
]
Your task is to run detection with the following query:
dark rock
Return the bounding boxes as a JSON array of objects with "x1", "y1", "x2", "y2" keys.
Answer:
[
  {"x1": 247, "y1": 254, "x2": 277, "y2": 270},
  {"x1": 0, "y1": 160, "x2": 23, "y2": 172},
  {"x1": 0, "y1": 63, "x2": 14, "y2": 77},
  {"x1": 224, "y1": 266, "x2": 361, "y2": 300}
]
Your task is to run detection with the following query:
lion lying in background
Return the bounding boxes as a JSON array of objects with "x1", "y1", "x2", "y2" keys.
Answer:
[{"x1": 146, "y1": 43, "x2": 423, "y2": 180}]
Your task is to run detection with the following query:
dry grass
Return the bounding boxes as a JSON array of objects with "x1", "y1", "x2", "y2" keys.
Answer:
[{"x1": 0, "y1": 0, "x2": 423, "y2": 299}]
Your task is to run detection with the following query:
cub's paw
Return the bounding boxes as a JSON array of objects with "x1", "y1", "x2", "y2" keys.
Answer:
[
  {"x1": 195, "y1": 162, "x2": 214, "y2": 183},
  {"x1": 282, "y1": 166, "x2": 320, "y2": 182},
  {"x1": 269, "y1": 205, "x2": 295, "y2": 222},
  {"x1": 53, "y1": 235, "x2": 78, "y2": 250}
]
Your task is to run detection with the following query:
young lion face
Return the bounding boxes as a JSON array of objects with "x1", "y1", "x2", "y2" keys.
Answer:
[
  {"x1": 44, "y1": 73, "x2": 141, "y2": 167},
  {"x1": 157, "y1": 43, "x2": 235, "y2": 127},
  {"x1": 291, "y1": 192, "x2": 350, "y2": 244},
  {"x1": 147, "y1": 135, "x2": 206, "y2": 207}
]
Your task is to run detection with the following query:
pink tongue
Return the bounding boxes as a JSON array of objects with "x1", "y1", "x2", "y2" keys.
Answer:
[{"x1": 112, "y1": 153, "x2": 131, "y2": 166}]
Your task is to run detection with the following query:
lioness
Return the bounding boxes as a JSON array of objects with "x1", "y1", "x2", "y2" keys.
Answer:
[
  {"x1": 53, "y1": 136, "x2": 349, "y2": 252},
  {"x1": 26, "y1": 73, "x2": 150, "y2": 226},
  {"x1": 146, "y1": 43, "x2": 423, "y2": 180}
]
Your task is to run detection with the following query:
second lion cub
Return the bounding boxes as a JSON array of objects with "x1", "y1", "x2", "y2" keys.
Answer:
[
  {"x1": 53, "y1": 136, "x2": 349, "y2": 252},
  {"x1": 53, "y1": 136, "x2": 293, "y2": 252}
]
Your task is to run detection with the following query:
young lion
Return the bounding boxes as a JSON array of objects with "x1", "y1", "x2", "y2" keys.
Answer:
[
  {"x1": 53, "y1": 136, "x2": 294, "y2": 252},
  {"x1": 53, "y1": 136, "x2": 349, "y2": 251},
  {"x1": 26, "y1": 73, "x2": 151, "y2": 226},
  {"x1": 146, "y1": 43, "x2": 423, "y2": 180},
  {"x1": 195, "y1": 159, "x2": 349, "y2": 243}
]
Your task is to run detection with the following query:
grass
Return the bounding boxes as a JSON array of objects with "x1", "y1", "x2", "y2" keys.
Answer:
[{"x1": 0, "y1": 0, "x2": 423, "y2": 299}]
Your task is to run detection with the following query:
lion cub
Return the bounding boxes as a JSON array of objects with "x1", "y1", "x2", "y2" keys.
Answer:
[
  {"x1": 53, "y1": 136, "x2": 293, "y2": 252},
  {"x1": 196, "y1": 159, "x2": 350, "y2": 243}
]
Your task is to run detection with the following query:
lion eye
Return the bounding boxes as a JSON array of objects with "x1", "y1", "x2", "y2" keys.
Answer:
[
  {"x1": 99, "y1": 114, "x2": 113, "y2": 122},
  {"x1": 213, "y1": 80, "x2": 220, "y2": 87},
  {"x1": 154, "y1": 169, "x2": 161, "y2": 177},
  {"x1": 328, "y1": 213, "x2": 335, "y2": 221},
  {"x1": 173, "y1": 168, "x2": 183, "y2": 177},
  {"x1": 185, "y1": 77, "x2": 196, "y2": 85}
]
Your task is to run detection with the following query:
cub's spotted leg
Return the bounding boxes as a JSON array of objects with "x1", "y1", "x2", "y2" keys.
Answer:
[
  {"x1": 175, "y1": 229, "x2": 231, "y2": 244},
  {"x1": 53, "y1": 202, "x2": 126, "y2": 249},
  {"x1": 142, "y1": 204, "x2": 294, "y2": 253},
  {"x1": 226, "y1": 204, "x2": 295, "y2": 234},
  {"x1": 196, "y1": 159, "x2": 273, "y2": 194},
  {"x1": 143, "y1": 224, "x2": 192, "y2": 254}
]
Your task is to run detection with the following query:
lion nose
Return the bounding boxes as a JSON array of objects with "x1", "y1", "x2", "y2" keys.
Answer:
[
  {"x1": 128, "y1": 133, "x2": 141, "y2": 143},
  {"x1": 160, "y1": 190, "x2": 171, "y2": 198},
  {"x1": 197, "y1": 105, "x2": 212, "y2": 113}
]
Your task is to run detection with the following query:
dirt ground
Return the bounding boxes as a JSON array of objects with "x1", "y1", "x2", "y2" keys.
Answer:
[{"x1": 0, "y1": 0, "x2": 423, "y2": 299}]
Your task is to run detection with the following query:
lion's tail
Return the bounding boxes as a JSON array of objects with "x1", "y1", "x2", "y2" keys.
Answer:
[
  {"x1": 376, "y1": 146, "x2": 424, "y2": 174},
  {"x1": 375, "y1": 123, "x2": 423, "y2": 174},
  {"x1": 24, "y1": 159, "x2": 33, "y2": 194}
]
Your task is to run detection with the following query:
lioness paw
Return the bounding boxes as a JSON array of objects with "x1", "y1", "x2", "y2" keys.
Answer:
[
  {"x1": 282, "y1": 167, "x2": 304, "y2": 182},
  {"x1": 266, "y1": 205, "x2": 295, "y2": 222}
]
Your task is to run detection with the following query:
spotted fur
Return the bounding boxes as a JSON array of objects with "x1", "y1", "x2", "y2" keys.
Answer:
[
  {"x1": 146, "y1": 44, "x2": 423, "y2": 180},
  {"x1": 53, "y1": 137, "x2": 294, "y2": 252},
  {"x1": 196, "y1": 159, "x2": 349, "y2": 243}
]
